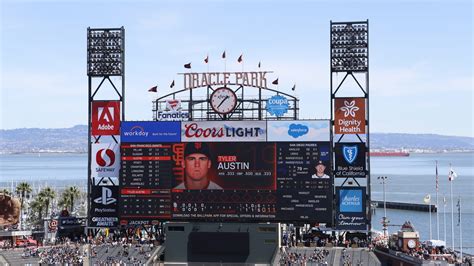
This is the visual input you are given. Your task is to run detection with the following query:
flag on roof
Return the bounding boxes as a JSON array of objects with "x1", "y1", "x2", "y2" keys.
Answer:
[
  {"x1": 148, "y1": 86, "x2": 157, "y2": 92},
  {"x1": 184, "y1": 63, "x2": 191, "y2": 69}
]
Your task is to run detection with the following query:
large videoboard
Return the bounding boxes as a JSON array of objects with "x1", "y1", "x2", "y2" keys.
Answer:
[{"x1": 119, "y1": 120, "x2": 332, "y2": 225}]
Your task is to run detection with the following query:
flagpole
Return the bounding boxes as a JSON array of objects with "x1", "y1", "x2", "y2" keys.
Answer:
[
  {"x1": 436, "y1": 160, "x2": 439, "y2": 240},
  {"x1": 450, "y1": 164, "x2": 454, "y2": 251},
  {"x1": 443, "y1": 195, "x2": 447, "y2": 244},
  {"x1": 429, "y1": 202, "x2": 432, "y2": 240},
  {"x1": 458, "y1": 197, "x2": 462, "y2": 261}
]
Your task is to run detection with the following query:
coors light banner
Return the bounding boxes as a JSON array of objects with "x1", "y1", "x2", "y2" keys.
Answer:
[
  {"x1": 181, "y1": 121, "x2": 266, "y2": 142},
  {"x1": 91, "y1": 101, "x2": 120, "y2": 135}
]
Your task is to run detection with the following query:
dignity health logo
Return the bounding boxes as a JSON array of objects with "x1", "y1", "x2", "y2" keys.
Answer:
[
  {"x1": 340, "y1": 189, "x2": 362, "y2": 212},
  {"x1": 339, "y1": 100, "x2": 360, "y2": 117},
  {"x1": 288, "y1": 124, "x2": 309, "y2": 138}
]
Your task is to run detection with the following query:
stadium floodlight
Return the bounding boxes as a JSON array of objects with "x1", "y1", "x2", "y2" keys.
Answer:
[
  {"x1": 87, "y1": 27, "x2": 124, "y2": 76},
  {"x1": 331, "y1": 22, "x2": 368, "y2": 72}
]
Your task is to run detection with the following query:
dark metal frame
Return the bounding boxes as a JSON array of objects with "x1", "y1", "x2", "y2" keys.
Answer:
[
  {"x1": 87, "y1": 27, "x2": 125, "y2": 232},
  {"x1": 330, "y1": 20, "x2": 370, "y2": 233},
  {"x1": 152, "y1": 82, "x2": 299, "y2": 121}
]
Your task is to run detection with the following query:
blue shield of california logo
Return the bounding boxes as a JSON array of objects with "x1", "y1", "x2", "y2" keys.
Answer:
[{"x1": 342, "y1": 145, "x2": 358, "y2": 164}]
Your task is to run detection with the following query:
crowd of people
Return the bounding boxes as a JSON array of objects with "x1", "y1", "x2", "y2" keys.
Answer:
[
  {"x1": 279, "y1": 247, "x2": 331, "y2": 265},
  {"x1": 38, "y1": 243, "x2": 84, "y2": 265}
]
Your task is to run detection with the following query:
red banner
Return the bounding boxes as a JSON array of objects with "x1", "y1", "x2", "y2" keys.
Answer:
[{"x1": 92, "y1": 101, "x2": 120, "y2": 135}]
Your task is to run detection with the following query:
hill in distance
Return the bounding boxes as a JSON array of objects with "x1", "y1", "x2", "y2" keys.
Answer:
[{"x1": 0, "y1": 125, "x2": 473, "y2": 154}]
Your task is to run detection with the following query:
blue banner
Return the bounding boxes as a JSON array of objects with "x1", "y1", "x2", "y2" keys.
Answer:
[
  {"x1": 336, "y1": 187, "x2": 367, "y2": 230},
  {"x1": 121, "y1": 121, "x2": 181, "y2": 143}
]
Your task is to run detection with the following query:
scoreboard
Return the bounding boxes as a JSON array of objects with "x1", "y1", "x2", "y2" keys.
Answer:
[{"x1": 118, "y1": 120, "x2": 333, "y2": 225}]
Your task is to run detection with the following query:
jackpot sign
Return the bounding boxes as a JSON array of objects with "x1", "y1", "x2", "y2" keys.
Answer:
[{"x1": 334, "y1": 98, "x2": 366, "y2": 134}]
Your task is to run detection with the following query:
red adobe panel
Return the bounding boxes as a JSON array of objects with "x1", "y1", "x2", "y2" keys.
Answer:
[{"x1": 92, "y1": 101, "x2": 121, "y2": 135}]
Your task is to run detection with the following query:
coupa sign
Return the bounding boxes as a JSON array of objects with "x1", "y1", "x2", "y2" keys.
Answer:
[
  {"x1": 157, "y1": 99, "x2": 190, "y2": 121},
  {"x1": 181, "y1": 121, "x2": 266, "y2": 142},
  {"x1": 266, "y1": 95, "x2": 289, "y2": 117}
]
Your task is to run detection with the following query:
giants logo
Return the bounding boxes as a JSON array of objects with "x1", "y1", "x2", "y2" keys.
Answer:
[
  {"x1": 92, "y1": 101, "x2": 120, "y2": 135},
  {"x1": 96, "y1": 148, "x2": 115, "y2": 167}
]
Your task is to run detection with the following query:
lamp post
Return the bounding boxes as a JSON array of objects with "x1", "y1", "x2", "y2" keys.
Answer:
[{"x1": 378, "y1": 176, "x2": 389, "y2": 238}]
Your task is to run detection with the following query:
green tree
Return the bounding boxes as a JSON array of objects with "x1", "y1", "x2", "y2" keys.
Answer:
[
  {"x1": 66, "y1": 186, "x2": 81, "y2": 213},
  {"x1": 29, "y1": 195, "x2": 47, "y2": 226},
  {"x1": 16, "y1": 182, "x2": 32, "y2": 229},
  {"x1": 38, "y1": 187, "x2": 55, "y2": 218}
]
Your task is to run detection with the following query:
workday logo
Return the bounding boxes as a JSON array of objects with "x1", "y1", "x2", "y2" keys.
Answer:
[
  {"x1": 122, "y1": 126, "x2": 148, "y2": 137},
  {"x1": 339, "y1": 100, "x2": 360, "y2": 118},
  {"x1": 96, "y1": 148, "x2": 116, "y2": 167},
  {"x1": 342, "y1": 145, "x2": 358, "y2": 164},
  {"x1": 288, "y1": 124, "x2": 309, "y2": 138},
  {"x1": 94, "y1": 187, "x2": 117, "y2": 205}
]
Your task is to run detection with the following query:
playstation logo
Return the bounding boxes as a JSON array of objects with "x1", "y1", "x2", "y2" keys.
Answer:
[{"x1": 94, "y1": 187, "x2": 117, "y2": 205}]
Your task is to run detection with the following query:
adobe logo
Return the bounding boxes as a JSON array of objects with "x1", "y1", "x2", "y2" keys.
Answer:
[
  {"x1": 96, "y1": 148, "x2": 115, "y2": 167},
  {"x1": 92, "y1": 101, "x2": 120, "y2": 135}
]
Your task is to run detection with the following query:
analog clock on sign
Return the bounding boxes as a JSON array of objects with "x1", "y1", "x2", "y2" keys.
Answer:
[{"x1": 210, "y1": 87, "x2": 237, "y2": 114}]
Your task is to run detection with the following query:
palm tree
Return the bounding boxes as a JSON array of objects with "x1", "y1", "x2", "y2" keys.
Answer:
[
  {"x1": 16, "y1": 182, "x2": 32, "y2": 229},
  {"x1": 30, "y1": 195, "x2": 48, "y2": 226},
  {"x1": 66, "y1": 186, "x2": 81, "y2": 213},
  {"x1": 38, "y1": 187, "x2": 55, "y2": 218}
]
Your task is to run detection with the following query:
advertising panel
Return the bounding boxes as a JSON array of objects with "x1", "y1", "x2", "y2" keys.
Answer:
[
  {"x1": 334, "y1": 142, "x2": 367, "y2": 178},
  {"x1": 119, "y1": 140, "x2": 333, "y2": 224},
  {"x1": 334, "y1": 98, "x2": 366, "y2": 134},
  {"x1": 266, "y1": 95, "x2": 289, "y2": 117},
  {"x1": 121, "y1": 121, "x2": 181, "y2": 143},
  {"x1": 336, "y1": 187, "x2": 367, "y2": 230},
  {"x1": 91, "y1": 101, "x2": 120, "y2": 135},
  {"x1": 89, "y1": 179, "x2": 119, "y2": 227},
  {"x1": 157, "y1": 99, "x2": 190, "y2": 121},
  {"x1": 181, "y1": 121, "x2": 266, "y2": 142},
  {"x1": 267, "y1": 120, "x2": 330, "y2": 142},
  {"x1": 91, "y1": 143, "x2": 120, "y2": 177}
]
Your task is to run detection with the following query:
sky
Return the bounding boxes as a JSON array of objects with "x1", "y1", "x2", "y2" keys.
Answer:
[{"x1": 0, "y1": 0, "x2": 472, "y2": 137}]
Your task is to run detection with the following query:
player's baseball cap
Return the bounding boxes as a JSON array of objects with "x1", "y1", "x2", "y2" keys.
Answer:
[
  {"x1": 185, "y1": 142, "x2": 211, "y2": 158},
  {"x1": 316, "y1": 160, "x2": 325, "y2": 166}
]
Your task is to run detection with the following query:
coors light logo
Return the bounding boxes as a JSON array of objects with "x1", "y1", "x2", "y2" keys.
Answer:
[
  {"x1": 182, "y1": 121, "x2": 266, "y2": 142},
  {"x1": 92, "y1": 101, "x2": 120, "y2": 135}
]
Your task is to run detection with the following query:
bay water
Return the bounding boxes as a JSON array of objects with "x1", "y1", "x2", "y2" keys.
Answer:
[{"x1": 0, "y1": 152, "x2": 472, "y2": 253}]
